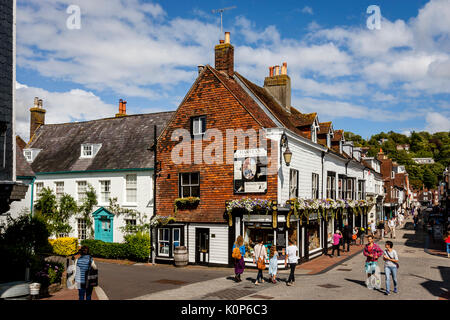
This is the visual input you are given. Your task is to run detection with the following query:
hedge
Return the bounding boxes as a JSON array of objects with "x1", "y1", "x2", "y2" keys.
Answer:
[
  {"x1": 81, "y1": 233, "x2": 151, "y2": 262},
  {"x1": 49, "y1": 237, "x2": 79, "y2": 256}
]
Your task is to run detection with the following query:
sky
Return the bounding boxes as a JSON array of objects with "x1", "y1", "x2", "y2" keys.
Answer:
[{"x1": 15, "y1": 0, "x2": 450, "y2": 141}]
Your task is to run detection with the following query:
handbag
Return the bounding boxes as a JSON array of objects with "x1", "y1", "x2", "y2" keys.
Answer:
[
  {"x1": 385, "y1": 250, "x2": 399, "y2": 269},
  {"x1": 86, "y1": 256, "x2": 98, "y2": 288},
  {"x1": 256, "y1": 245, "x2": 266, "y2": 270}
]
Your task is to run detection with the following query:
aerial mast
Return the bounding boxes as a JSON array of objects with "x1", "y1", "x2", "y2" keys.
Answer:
[{"x1": 211, "y1": 6, "x2": 236, "y2": 38}]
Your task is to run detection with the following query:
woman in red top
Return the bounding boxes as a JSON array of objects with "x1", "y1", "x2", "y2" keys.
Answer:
[
  {"x1": 444, "y1": 231, "x2": 450, "y2": 259},
  {"x1": 363, "y1": 235, "x2": 383, "y2": 280}
]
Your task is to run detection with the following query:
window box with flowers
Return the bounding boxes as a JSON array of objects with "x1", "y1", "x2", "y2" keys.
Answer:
[{"x1": 174, "y1": 197, "x2": 200, "y2": 213}]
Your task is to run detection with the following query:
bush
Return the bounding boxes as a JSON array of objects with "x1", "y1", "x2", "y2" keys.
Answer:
[
  {"x1": 0, "y1": 214, "x2": 51, "y2": 282},
  {"x1": 33, "y1": 261, "x2": 65, "y2": 286},
  {"x1": 49, "y1": 237, "x2": 79, "y2": 256},
  {"x1": 124, "y1": 232, "x2": 151, "y2": 262},
  {"x1": 81, "y1": 233, "x2": 150, "y2": 262}
]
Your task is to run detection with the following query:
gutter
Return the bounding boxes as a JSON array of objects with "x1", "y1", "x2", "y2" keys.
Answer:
[{"x1": 35, "y1": 168, "x2": 154, "y2": 175}]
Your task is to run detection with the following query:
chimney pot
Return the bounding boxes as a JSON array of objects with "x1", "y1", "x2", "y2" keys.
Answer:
[
  {"x1": 219, "y1": 39, "x2": 224, "y2": 44},
  {"x1": 269, "y1": 66, "x2": 274, "y2": 77},
  {"x1": 281, "y1": 62, "x2": 287, "y2": 75},
  {"x1": 38, "y1": 99, "x2": 43, "y2": 108},
  {"x1": 224, "y1": 32, "x2": 230, "y2": 44},
  {"x1": 275, "y1": 65, "x2": 280, "y2": 76},
  {"x1": 34, "y1": 97, "x2": 39, "y2": 107}
]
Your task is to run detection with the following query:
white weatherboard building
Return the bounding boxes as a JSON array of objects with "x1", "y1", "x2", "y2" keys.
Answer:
[{"x1": 10, "y1": 99, "x2": 174, "y2": 243}]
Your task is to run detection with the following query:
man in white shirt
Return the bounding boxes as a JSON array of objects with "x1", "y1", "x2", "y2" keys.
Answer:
[
  {"x1": 284, "y1": 239, "x2": 299, "y2": 286},
  {"x1": 370, "y1": 221, "x2": 376, "y2": 237},
  {"x1": 388, "y1": 218, "x2": 396, "y2": 239}
]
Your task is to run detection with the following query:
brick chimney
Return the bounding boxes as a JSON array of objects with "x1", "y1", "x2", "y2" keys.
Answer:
[
  {"x1": 29, "y1": 97, "x2": 46, "y2": 140},
  {"x1": 215, "y1": 31, "x2": 234, "y2": 77},
  {"x1": 116, "y1": 99, "x2": 127, "y2": 117},
  {"x1": 264, "y1": 62, "x2": 291, "y2": 113}
]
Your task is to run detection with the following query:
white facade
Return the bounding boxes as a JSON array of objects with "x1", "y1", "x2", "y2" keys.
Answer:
[{"x1": 28, "y1": 170, "x2": 154, "y2": 243}]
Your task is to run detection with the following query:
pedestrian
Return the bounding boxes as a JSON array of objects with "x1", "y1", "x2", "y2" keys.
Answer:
[
  {"x1": 331, "y1": 230, "x2": 342, "y2": 257},
  {"x1": 363, "y1": 235, "x2": 383, "y2": 290},
  {"x1": 377, "y1": 220, "x2": 384, "y2": 239},
  {"x1": 268, "y1": 245, "x2": 278, "y2": 283},
  {"x1": 358, "y1": 227, "x2": 365, "y2": 245},
  {"x1": 370, "y1": 220, "x2": 376, "y2": 237},
  {"x1": 352, "y1": 227, "x2": 358, "y2": 245},
  {"x1": 383, "y1": 241, "x2": 399, "y2": 295},
  {"x1": 342, "y1": 223, "x2": 352, "y2": 252},
  {"x1": 284, "y1": 239, "x2": 299, "y2": 286},
  {"x1": 388, "y1": 217, "x2": 396, "y2": 239},
  {"x1": 232, "y1": 235, "x2": 246, "y2": 282},
  {"x1": 253, "y1": 238, "x2": 267, "y2": 285},
  {"x1": 383, "y1": 220, "x2": 389, "y2": 240},
  {"x1": 413, "y1": 214, "x2": 419, "y2": 230},
  {"x1": 71, "y1": 245, "x2": 97, "y2": 300},
  {"x1": 444, "y1": 231, "x2": 450, "y2": 259}
]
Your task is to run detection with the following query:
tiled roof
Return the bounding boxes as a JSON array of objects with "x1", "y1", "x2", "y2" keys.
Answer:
[
  {"x1": 332, "y1": 129, "x2": 344, "y2": 142},
  {"x1": 16, "y1": 136, "x2": 34, "y2": 177},
  {"x1": 318, "y1": 122, "x2": 332, "y2": 135},
  {"x1": 27, "y1": 112, "x2": 175, "y2": 173},
  {"x1": 291, "y1": 112, "x2": 317, "y2": 128}
]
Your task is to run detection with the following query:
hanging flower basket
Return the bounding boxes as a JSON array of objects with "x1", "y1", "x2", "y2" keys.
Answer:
[
  {"x1": 225, "y1": 198, "x2": 271, "y2": 226},
  {"x1": 150, "y1": 215, "x2": 176, "y2": 227}
]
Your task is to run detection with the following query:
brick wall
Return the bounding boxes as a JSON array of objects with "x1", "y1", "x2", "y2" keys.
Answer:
[{"x1": 156, "y1": 68, "x2": 278, "y2": 223}]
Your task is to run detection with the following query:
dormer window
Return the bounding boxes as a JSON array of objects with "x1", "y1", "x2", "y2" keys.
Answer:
[
  {"x1": 391, "y1": 171, "x2": 395, "y2": 179},
  {"x1": 80, "y1": 143, "x2": 102, "y2": 159},
  {"x1": 23, "y1": 148, "x2": 41, "y2": 163}
]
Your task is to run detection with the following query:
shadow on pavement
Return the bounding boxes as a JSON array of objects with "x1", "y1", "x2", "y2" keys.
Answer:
[
  {"x1": 409, "y1": 266, "x2": 450, "y2": 299},
  {"x1": 345, "y1": 278, "x2": 366, "y2": 288}
]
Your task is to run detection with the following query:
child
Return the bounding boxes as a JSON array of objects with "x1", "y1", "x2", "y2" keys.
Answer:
[
  {"x1": 331, "y1": 230, "x2": 342, "y2": 257},
  {"x1": 268, "y1": 246, "x2": 278, "y2": 283}
]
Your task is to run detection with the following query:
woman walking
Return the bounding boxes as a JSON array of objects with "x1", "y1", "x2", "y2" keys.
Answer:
[
  {"x1": 73, "y1": 246, "x2": 97, "y2": 300},
  {"x1": 268, "y1": 246, "x2": 278, "y2": 283},
  {"x1": 383, "y1": 241, "x2": 399, "y2": 295},
  {"x1": 331, "y1": 230, "x2": 342, "y2": 257},
  {"x1": 232, "y1": 235, "x2": 246, "y2": 282},
  {"x1": 253, "y1": 238, "x2": 267, "y2": 285}
]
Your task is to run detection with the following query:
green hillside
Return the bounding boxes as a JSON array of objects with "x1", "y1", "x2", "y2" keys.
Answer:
[{"x1": 344, "y1": 131, "x2": 450, "y2": 190}]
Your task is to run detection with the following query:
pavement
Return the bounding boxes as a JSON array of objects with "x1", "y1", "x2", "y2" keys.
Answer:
[{"x1": 40, "y1": 216, "x2": 449, "y2": 300}]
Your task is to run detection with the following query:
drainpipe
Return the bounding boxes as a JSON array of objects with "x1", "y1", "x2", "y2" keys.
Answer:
[
  {"x1": 150, "y1": 124, "x2": 157, "y2": 264},
  {"x1": 321, "y1": 151, "x2": 325, "y2": 199},
  {"x1": 30, "y1": 177, "x2": 36, "y2": 217}
]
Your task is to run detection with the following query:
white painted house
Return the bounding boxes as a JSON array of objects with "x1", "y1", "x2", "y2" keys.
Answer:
[{"x1": 11, "y1": 98, "x2": 173, "y2": 243}]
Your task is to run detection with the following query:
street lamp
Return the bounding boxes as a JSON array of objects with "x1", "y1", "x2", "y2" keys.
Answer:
[{"x1": 280, "y1": 132, "x2": 292, "y2": 166}]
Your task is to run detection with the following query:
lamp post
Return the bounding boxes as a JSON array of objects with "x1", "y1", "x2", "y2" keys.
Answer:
[{"x1": 280, "y1": 132, "x2": 292, "y2": 166}]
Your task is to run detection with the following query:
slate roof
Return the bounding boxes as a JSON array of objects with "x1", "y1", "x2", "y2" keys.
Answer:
[
  {"x1": 27, "y1": 112, "x2": 175, "y2": 173},
  {"x1": 16, "y1": 136, "x2": 35, "y2": 177}
]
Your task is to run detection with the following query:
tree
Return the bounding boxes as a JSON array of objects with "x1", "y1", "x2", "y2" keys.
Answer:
[{"x1": 78, "y1": 184, "x2": 98, "y2": 239}]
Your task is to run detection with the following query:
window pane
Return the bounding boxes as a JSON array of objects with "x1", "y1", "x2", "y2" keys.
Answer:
[
  {"x1": 182, "y1": 186, "x2": 190, "y2": 198},
  {"x1": 181, "y1": 173, "x2": 190, "y2": 186},
  {"x1": 191, "y1": 186, "x2": 200, "y2": 197},
  {"x1": 190, "y1": 172, "x2": 199, "y2": 185}
]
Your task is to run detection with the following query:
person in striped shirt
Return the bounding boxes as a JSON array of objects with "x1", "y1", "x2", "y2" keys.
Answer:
[{"x1": 75, "y1": 246, "x2": 97, "y2": 300}]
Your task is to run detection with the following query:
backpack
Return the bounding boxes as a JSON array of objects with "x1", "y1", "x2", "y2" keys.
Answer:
[{"x1": 232, "y1": 246, "x2": 242, "y2": 260}]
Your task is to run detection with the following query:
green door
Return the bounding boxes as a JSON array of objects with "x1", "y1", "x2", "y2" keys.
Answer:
[{"x1": 92, "y1": 207, "x2": 114, "y2": 243}]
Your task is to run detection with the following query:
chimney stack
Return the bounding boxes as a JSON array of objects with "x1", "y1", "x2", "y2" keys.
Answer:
[
  {"x1": 29, "y1": 97, "x2": 46, "y2": 141},
  {"x1": 215, "y1": 32, "x2": 234, "y2": 77},
  {"x1": 116, "y1": 99, "x2": 127, "y2": 117},
  {"x1": 264, "y1": 62, "x2": 291, "y2": 113}
]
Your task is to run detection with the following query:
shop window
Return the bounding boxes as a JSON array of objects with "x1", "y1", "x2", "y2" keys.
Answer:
[
  {"x1": 158, "y1": 228, "x2": 170, "y2": 256},
  {"x1": 289, "y1": 169, "x2": 299, "y2": 199},
  {"x1": 307, "y1": 221, "x2": 321, "y2": 252},
  {"x1": 327, "y1": 219, "x2": 333, "y2": 242},
  {"x1": 243, "y1": 223, "x2": 273, "y2": 259},
  {"x1": 179, "y1": 172, "x2": 200, "y2": 198}
]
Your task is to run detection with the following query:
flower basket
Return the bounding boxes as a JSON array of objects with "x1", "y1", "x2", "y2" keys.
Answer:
[{"x1": 174, "y1": 197, "x2": 200, "y2": 213}]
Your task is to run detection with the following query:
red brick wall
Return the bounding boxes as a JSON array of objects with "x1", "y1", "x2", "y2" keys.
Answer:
[{"x1": 156, "y1": 68, "x2": 278, "y2": 223}]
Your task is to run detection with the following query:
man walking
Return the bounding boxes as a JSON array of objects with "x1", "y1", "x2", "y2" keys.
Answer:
[
  {"x1": 284, "y1": 239, "x2": 299, "y2": 286},
  {"x1": 388, "y1": 217, "x2": 396, "y2": 239},
  {"x1": 342, "y1": 223, "x2": 352, "y2": 252}
]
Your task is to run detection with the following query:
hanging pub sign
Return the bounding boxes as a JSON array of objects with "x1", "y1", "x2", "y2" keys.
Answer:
[{"x1": 234, "y1": 148, "x2": 268, "y2": 194}]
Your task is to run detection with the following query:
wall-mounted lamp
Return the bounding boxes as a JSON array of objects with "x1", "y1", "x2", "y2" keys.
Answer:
[{"x1": 280, "y1": 132, "x2": 292, "y2": 166}]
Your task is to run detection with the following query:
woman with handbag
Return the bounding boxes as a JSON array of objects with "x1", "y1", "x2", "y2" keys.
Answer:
[
  {"x1": 232, "y1": 236, "x2": 246, "y2": 282},
  {"x1": 383, "y1": 241, "x2": 399, "y2": 295},
  {"x1": 72, "y1": 245, "x2": 98, "y2": 300},
  {"x1": 253, "y1": 238, "x2": 267, "y2": 285}
]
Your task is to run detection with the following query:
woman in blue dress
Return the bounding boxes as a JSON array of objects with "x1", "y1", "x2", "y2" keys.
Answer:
[
  {"x1": 268, "y1": 246, "x2": 278, "y2": 283},
  {"x1": 232, "y1": 235, "x2": 246, "y2": 282}
]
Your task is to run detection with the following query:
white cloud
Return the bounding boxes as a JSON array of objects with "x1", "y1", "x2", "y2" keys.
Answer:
[
  {"x1": 15, "y1": 82, "x2": 116, "y2": 141},
  {"x1": 424, "y1": 112, "x2": 450, "y2": 133},
  {"x1": 301, "y1": 6, "x2": 314, "y2": 15}
]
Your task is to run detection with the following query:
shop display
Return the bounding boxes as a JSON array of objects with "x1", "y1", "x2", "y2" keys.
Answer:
[
  {"x1": 307, "y1": 222, "x2": 321, "y2": 251},
  {"x1": 243, "y1": 223, "x2": 273, "y2": 259}
]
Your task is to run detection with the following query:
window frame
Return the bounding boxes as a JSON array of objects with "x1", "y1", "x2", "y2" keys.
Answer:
[
  {"x1": 125, "y1": 174, "x2": 138, "y2": 203},
  {"x1": 190, "y1": 115, "x2": 207, "y2": 136},
  {"x1": 312, "y1": 173, "x2": 319, "y2": 199},
  {"x1": 289, "y1": 169, "x2": 299, "y2": 199},
  {"x1": 100, "y1": 180, "x2": 111, "y2": 204},
  {"x1": 77, "y1": 181, "x2": 87, "y2": 203},
  {"x1": 179, "y1": 172, "x2": 200, "y2": 198},
  {"x1": 158, "y1": 228, "x2": 170, "y2": 257},
  {"x1": 55, "y1": 182, "x2": 64, "y2": 201},
  {"x1": 77, "y1": 218, "x2": 87, "y2": 241},
  {"x1": 327, "y1": 172, "x2": 336, "y2": 199}
]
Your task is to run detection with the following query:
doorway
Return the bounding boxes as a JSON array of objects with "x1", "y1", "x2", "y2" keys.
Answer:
[{"x1": 196, "y1": 228, "x2": 209, "y2": 265}]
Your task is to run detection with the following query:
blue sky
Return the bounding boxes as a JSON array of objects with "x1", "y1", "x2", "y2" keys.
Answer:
[{"x1": 15, "y1": 0, "x2": 450, "y2": 141}]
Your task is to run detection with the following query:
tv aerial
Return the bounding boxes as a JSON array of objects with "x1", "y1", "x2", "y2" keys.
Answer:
[{"x1": 211, "y1": 6, "x2": 236, "y2": 36}]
